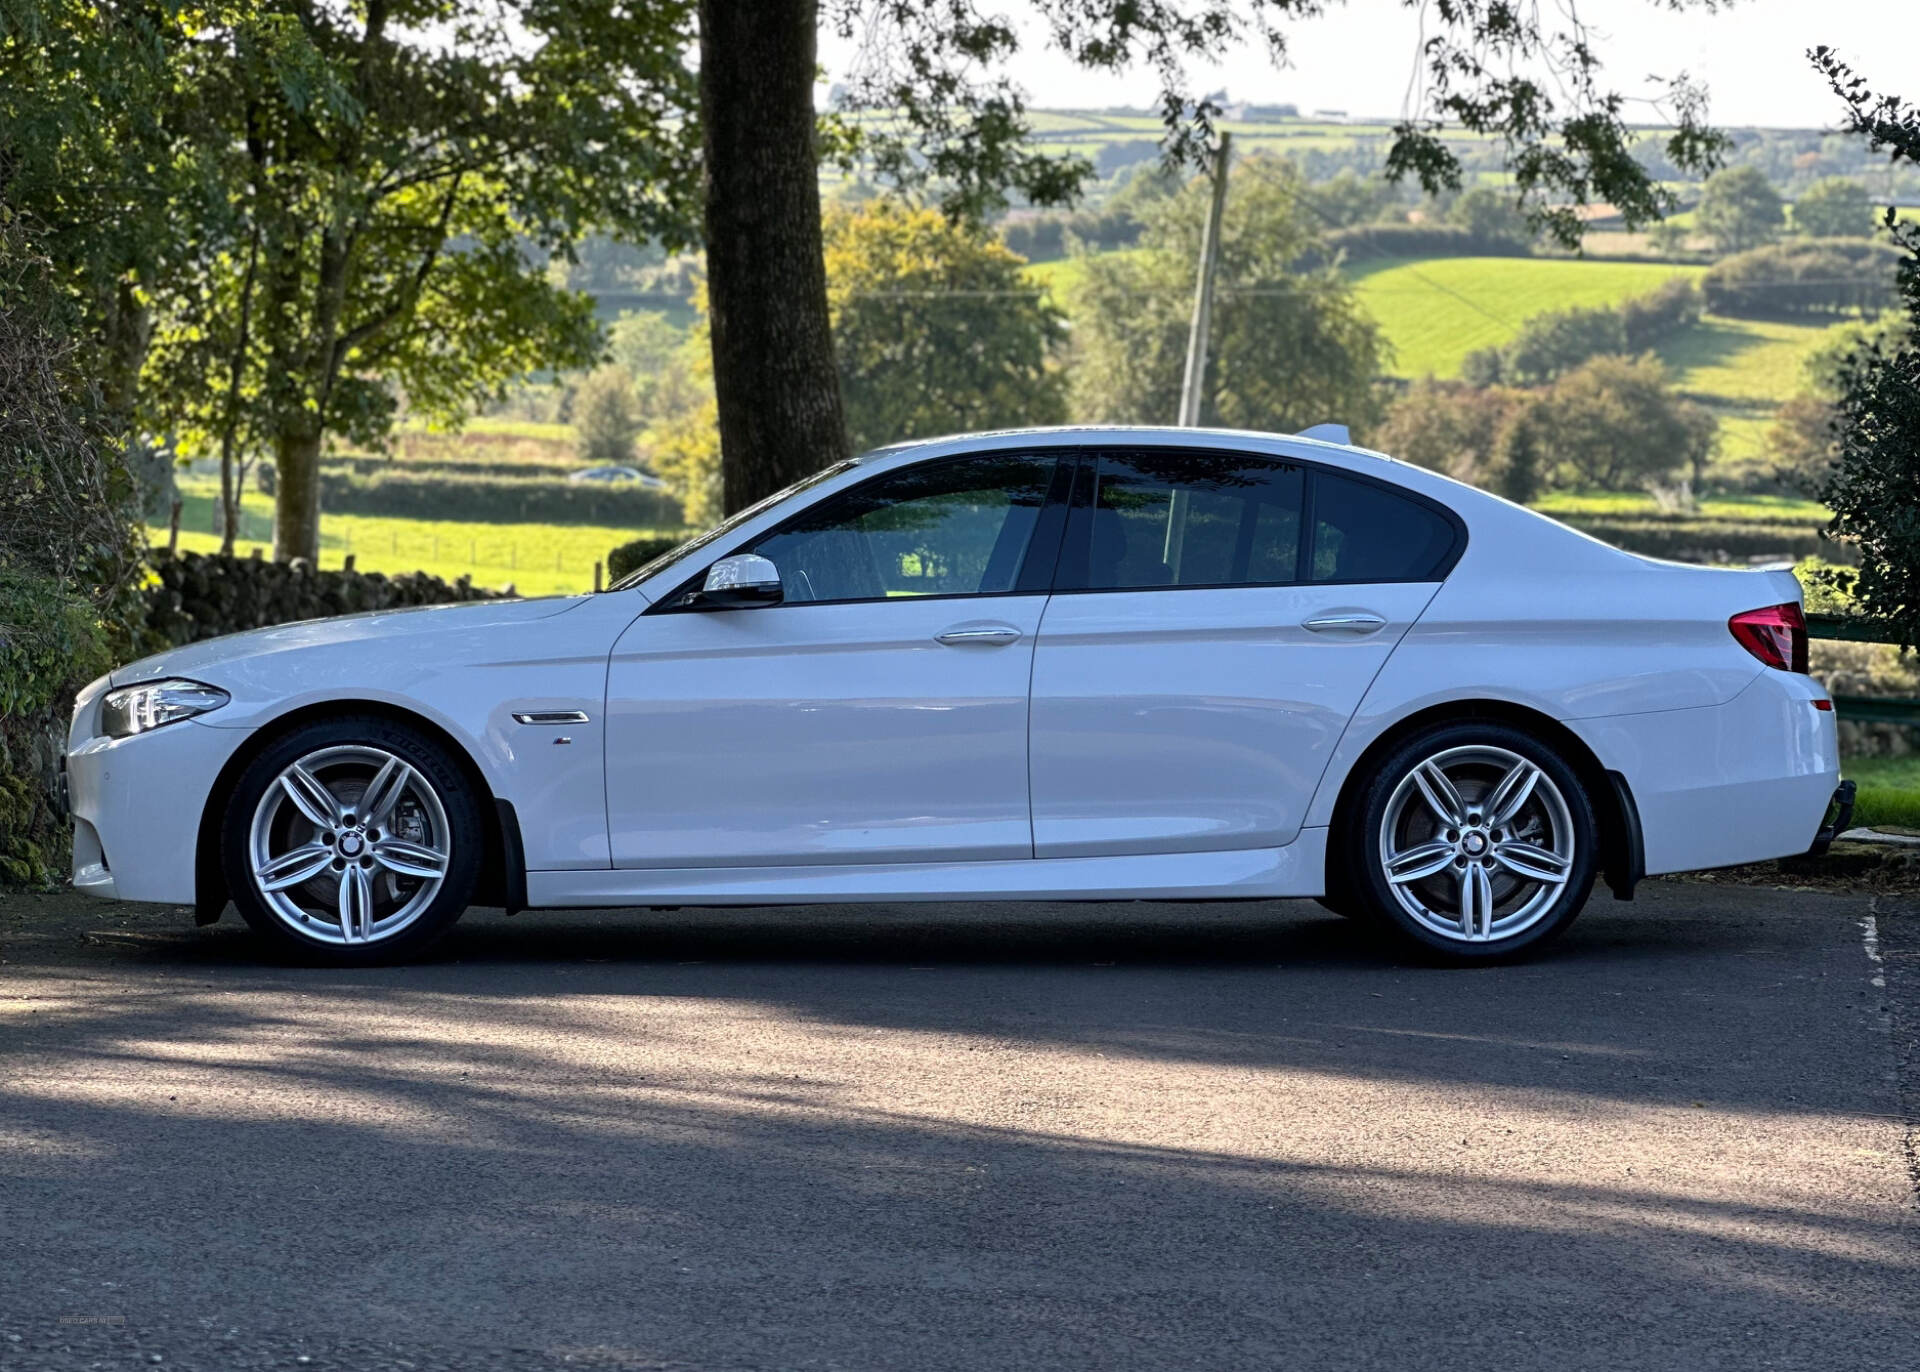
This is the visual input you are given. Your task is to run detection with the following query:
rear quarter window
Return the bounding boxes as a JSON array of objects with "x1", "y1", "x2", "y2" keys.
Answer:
[{"x1": 1309, "y1": 472, "x2": 1459, "y2": 583}]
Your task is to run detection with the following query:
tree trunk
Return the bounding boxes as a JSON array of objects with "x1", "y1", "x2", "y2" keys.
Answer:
[
  {"x1": 273, "y1": 428, "x2": 323, "y2": 563},
  {"x1": 698, "y1": 0, "x2": 847, "y2": 514},
  {"x1": 219, "y1": 225, "x2": 263, "y2": 556}
]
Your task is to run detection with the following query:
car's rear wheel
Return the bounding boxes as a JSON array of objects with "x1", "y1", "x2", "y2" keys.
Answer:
[
  {"x1": 1345, "y1": 722, "x2": 1597, "y2": 962},
  {"x1": 221, "y1": 716, "x2": 482, "y2": 964}
]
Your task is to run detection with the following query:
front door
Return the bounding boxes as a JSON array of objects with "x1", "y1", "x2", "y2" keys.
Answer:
[
  {"x1": 1028, "y1": 449, "x2": 1456, "y2": 858},
  {"x1": 604, "y1": 452, "x2": 1067, "y2": 869}
]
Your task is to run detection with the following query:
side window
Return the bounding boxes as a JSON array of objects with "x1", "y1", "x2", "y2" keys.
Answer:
[
  {"x1": 1067, "y1": 451, "x2": 1305, "y2": 591},
  {"x1": 1308, "y1": 472, "x2": 1457, "y2": 583},
  {"x1": 747, "y1": 454, "x2": 1058, "y2": 604}
]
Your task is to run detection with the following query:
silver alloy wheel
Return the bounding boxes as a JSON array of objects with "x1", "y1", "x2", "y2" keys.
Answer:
[
  {"x1": 1378, "y1": 744, "x2": 1575, "y2": 944},
  {"x1": 247, "y1": 744, "x2": 451, "y2": 946}
]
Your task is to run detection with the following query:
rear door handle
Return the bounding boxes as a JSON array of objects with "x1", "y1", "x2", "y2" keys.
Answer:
[
  {"x1": 1302, "y1": 612, "x2": 1387, "y2": 635},
  {"x1": 936, "y1": 624, "x2": 1023, "y2": 646}
]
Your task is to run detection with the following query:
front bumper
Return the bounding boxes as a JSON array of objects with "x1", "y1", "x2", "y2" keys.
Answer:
[{"x1": 66, "y1": 718, "x2": 251, "y2": 904}]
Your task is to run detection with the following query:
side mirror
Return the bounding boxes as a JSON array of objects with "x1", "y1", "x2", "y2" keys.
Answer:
[{"x1": 695, "y1": 553, "x2": 784, "y2": 609}]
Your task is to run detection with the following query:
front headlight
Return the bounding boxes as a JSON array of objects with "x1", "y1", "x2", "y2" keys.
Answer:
[{"x1": 100, "y1": 679, "x2": 230, "y2": 738}]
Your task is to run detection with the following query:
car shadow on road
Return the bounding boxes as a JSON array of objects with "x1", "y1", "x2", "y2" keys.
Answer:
[{"x1": 6, "y1": 883, "x2": 1914, "y2": 1369}]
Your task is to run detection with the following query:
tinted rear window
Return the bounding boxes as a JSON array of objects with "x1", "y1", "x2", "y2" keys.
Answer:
[
  {"x1": 1069, "y1": 451, "x2": 1305, "y2": 590},
  {"x1": 1309, "y1": 472, "x2": 1457, "y2": 582}
]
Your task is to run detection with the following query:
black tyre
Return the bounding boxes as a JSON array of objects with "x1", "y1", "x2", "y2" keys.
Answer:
[
  {"x1": 1344, "y1": 721, "x2": 1597, "y2": 963},
  {"x1": 220, "y1": 715, "x2": 483, "y2": 965}
]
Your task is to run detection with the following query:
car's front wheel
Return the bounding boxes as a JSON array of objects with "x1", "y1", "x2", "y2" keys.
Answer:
[
  {"x1": 221, "y1": 716, "x2": 482, "y2": 964},
  {"x1": 1344, "y1": 722, "x2": 1597, "y2": 962}
]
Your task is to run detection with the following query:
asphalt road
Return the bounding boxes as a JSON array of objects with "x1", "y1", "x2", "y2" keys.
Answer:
[{"x1": 2, "y1": 881, "x2": 1916, "y2": 1371}]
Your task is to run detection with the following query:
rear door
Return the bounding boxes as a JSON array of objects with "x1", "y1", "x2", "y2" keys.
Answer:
[{"x1": 1027, "y1": 449, "x2": 1459, "y2": 858}]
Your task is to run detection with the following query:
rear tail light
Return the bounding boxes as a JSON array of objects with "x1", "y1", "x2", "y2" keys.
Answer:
[{"x1": 1729, "y1": 602, "x2": 1808, "y2": 673}]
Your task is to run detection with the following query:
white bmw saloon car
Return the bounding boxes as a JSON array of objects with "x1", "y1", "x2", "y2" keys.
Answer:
[{"x1": 68, "y1": 426, "x2": 1848, "y2": 965}]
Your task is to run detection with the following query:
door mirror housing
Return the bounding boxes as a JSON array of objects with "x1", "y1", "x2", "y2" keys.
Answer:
[{"x1": 694, "y1": 553, "x2": 784, "y2": 609}]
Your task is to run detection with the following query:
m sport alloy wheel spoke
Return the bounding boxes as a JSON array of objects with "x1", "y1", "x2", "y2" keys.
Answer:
[
  {"x1": 1386, "y1": 841, "x2": 1456, "y2": 885},
  {"x1": 372, "y1": 838, "x2": 448, "y2": 880},
  {"x1": 1378, "y1": 744, "x2": 1576, "y2": 945},
  {"x1": 339, "y1": 865, "x2": 375, "y2": 944},
  {"x1": 248, "y1": 744, "x2": 451, "y2": 947},
  {"x1": 255, "y1": 843, "x2": 334, "y2": 893},
  {"x1": 280, "y1": 763, "x2": 344, "y2": 830}
]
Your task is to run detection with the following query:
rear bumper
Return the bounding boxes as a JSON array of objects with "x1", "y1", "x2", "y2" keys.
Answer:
[
  {"x1": 1566, "y1": 671, "x2": 1840, "y2": 875},
  {"x1": 1808, "y1": 780, "x2": 1857, "y2": 856}
]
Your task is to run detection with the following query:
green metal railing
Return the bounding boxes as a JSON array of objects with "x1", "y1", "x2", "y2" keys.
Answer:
[{"x1": 1806, "y1": 613, "x2": 1920, "y2": 727}]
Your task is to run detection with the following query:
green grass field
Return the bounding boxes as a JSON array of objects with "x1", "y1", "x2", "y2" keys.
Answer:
[
  {"x1": 1346, "y1": 256, "x2": 1707, "y2": 377},
  {"x1": 1344, "y1": 253, "x2": 1859, "y2": 472},
  {"x1": 1839, "y1": 756, "x2": 1920, "y2": 831},
  {"x1": 158, "y1": 480, "x2": 680, "y2": 597}
]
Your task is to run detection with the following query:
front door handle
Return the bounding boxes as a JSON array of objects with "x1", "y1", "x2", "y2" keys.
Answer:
[
  {"x1": 936, "y1": 624, "x2": 1023, "y2": 646},
  {"x1": 1302, "y1": 612, "x2": 1387, "y2": 635}
]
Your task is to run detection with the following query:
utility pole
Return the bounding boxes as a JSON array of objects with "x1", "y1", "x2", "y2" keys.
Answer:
[{"x1": 1177, "y1": 132, "x2": 1232, "y2": 428}]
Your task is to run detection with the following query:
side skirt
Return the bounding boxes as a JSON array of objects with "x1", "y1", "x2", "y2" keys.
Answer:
[{"x1": 525, "y1": 828, "x2": 1330, "y2": 908}]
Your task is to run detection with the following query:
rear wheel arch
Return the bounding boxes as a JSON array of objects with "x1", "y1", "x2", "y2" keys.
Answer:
[
  {"x1": 1322, "y1": 699, "x2": 1641, "y2": 903},
  {"x1": 195, "y1": 700, "x2": 522, "y2": 924}
]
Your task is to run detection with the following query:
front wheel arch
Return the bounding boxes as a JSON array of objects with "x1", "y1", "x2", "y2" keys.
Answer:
[
  {"x1": 194, "y1": 700, "x2": 519, "y2": 924},
  {"x1": 1322, "y1": 699, "x2": 1641, "y2": 905}
]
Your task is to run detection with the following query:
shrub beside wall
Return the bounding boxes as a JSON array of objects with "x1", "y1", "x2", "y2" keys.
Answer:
[
  {"x1": 607, "y1": 534, "x2": 691, "y2": 583},
  {"x1": 0, "y1": 571, "x2": 112, "y2": 884}
]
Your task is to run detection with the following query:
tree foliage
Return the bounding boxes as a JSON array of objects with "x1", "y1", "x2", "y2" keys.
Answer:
[
  {"x1": 1701, "y1": 238, "x2": 1900, "y2": 318},
  {"x1": 1370, "y1": 380, "x2": 1530, "y2": 496},
  {"x1": 1794, "y1": 176, "x2": 1873, "y2": 239},
  {"x1": 1696, "y1": 165, "x2": 1784, "y2": 254},
  {"x1": 9, "y1": 0, "x2": 703, "y2": 561},
  {"x1": 1447, "y1": 187, "x2": 1531, "y2": 245},
  {"x1": 0, "y1": 218, "x2": 141, "y2": 600},
  {"x1": 825, "y1": 199, "x2": 1067, "y2": 451},
  {"x1": 1811, "y1": 47, "x2": 1920, "y2": 647},
  {"x1": 1541, "y1": 356, "x2": 1716, "y2": 492},
  {"x1": 688, "y1": 0, "x2": 1736, "y2": 512},
  {"x1": 1067, "y1": 156, "x2": 1385, "y2": 432},
  {"x1": 573, "y1": 367, "x2": 644, "y2": 468},
  {"x1": 833, "y1": 1, "x2": 1729, "y2": 236}
]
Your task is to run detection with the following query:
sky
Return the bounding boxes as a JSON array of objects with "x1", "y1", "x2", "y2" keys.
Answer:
[{"x1": 819, "y1": 0, "x2": 1920, "y2": 132}]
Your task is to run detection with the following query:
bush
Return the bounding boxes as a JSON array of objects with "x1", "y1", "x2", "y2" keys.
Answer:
[
  {"x1": 1702, "y1": 239, "x2": 1901, "y2": 318},
  {"x1": 0, "y1": 220, "x2": 142, "y2": 888},
  {"x1": 1618, "y1": 277, "x2": 1704, "y2": 350},
  {"x1": 1459, "y1": 280, "x2": 1701, "y2": 386},
  {"x1": 1500, "y1": 306, "x2": 1629, "y2": 385},
  {"x1": 139, "y1": 550, "x2": 506, "y2": 646},
  {"x1": 998, "y1": 205, "x2": 1144, "y2": 261},
  {"x1": 607, "y1": 534, "x2": 691, "y2": 583},
  {"x1": 0, "y1": 571, "x2": 112, "y2": 884},
  {"x1": 314, "y1": 468, "x2": 682, "y2": 526}
]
